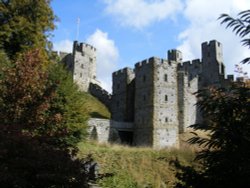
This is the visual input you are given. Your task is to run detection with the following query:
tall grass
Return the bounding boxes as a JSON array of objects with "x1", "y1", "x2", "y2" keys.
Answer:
[{"x1": 78, "y1": 141, "x2": 196, "y2": 188}]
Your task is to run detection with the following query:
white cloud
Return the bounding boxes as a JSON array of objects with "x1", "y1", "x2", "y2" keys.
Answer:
[
  {"x1": 53, "y1": 39, "x2": 73, "y2": 53},
  {"x1": 103, "y1": 0, "x2": 183, "y2": 29},
  {"x1": 177, "y1": 0, "x2": 250, "y2": 77},
  {"x1": 87, "y1": 29, "x2": 119, "y2": 92}
]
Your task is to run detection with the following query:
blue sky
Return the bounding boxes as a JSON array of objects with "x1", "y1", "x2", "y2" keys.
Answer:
[{"x1": 51, "y1": 0, "x2": 250, "y2": 92}]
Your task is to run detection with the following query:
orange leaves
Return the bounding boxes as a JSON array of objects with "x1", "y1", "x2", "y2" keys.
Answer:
[{"x1": 0, "y1": 49, "x2": 58, "y2": 130}]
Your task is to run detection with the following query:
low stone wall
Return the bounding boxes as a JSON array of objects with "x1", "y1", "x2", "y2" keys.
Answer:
[
  {"x1": 87, "y1": 118, "x2": 178, "y2": 149},
  {"x1": 87, "y1": 118, "x2": 134, "y2": 144},
  {"x1": 87, "y1": 118, "x2": 110, "y2": 143}
]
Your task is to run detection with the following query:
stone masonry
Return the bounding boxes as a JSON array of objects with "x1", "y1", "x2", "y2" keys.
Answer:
[{"x1": 59, "y1": 40, "x2": 235, "y2": 149}]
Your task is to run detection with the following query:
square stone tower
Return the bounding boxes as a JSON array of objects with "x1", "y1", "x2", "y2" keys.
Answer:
[
  {"x1": 72, "y1": 41, "x2": 98, "y2": 91},
  {"x1": 201, "y1": 40, "x2": 225, "y2": 86},
  {"x1": 134, "y1": 57, "x2": 180, "y2": 148},
  {"x1": 111, "y1": 68, "x2": 135, "y2": 122}
]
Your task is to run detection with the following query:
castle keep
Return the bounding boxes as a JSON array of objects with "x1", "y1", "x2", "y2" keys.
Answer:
[{"x1": 58, "y1": 40, "x2": 234, "y2": 149}]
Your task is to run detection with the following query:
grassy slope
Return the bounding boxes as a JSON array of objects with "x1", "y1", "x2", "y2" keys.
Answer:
[
  {"x1": 78, "y1": 141, "x2": 196, "y2": 188},
  {"x1": 81, "y1": 92, "x2": 110, "y2": 119}
]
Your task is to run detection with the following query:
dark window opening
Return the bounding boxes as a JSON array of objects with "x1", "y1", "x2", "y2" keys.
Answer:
[
  {"x1": 143, "y1": 75, "x2": 146, "y2": 82},
  {"x1": 165, "y1": 95, "x2": 168, "y2": 101},
  {"x1": 164, "y1": 74, "x2": 168, "y2": 82},
  {"x1": 165, "y1": 117, "x2": 168, "y2": 122}
]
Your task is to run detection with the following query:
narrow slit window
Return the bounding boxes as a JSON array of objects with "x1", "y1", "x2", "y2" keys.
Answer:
[
  {"x1": 164, "y1": 74, "x2": 168, "y2": 82},
  {"x1": 165, "y1": 95, "x2": 168, "y2": 101}
]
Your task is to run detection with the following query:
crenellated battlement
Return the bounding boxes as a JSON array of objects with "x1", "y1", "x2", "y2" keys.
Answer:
[
  {"x1": 73, "y1": 41, "x2": 96, "y2": 54},
  {"x1": 181, "y1": 59, "x2": 202, "y2": 68},
  {"x1": 113, "y1": 67, "x2": 134, "y2": 76},
  {"x1": 135, "y1": 56, "x2": 167, "y2": 68},
  {"x1": 168, "y1": 49, "x2": 182, "y2": 62},
  {"x1": 202, "y1": 40, "x2": 221, "y2": 48}
]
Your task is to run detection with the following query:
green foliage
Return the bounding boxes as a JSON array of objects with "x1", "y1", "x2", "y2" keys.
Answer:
[
  {"x1": 176, "y1": 85, "x2": 250, "y2": 188},
  {"x1": 47, "y1": 63, "x2": 88, "y2": 145},
  {"x1": 0, "y1": 0, "x2": 56, "y2": 58},
  {"x1": 0, "y1": 130, "x2": 88, "y2": 187},
  {"x1": 175, "y1": 10, "x2": 250, "y2": 188},
  {"x1": 0, "y1": 49, "x2": 89, "y2": 187},
  {"x1": 219, "y1": 10, "x2": 250, "y2": 64}
]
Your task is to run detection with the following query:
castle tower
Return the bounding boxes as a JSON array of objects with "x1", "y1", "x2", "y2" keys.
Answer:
[
  {"x1": 72, "y1": 41, "x2": 97, "y2": 91},
  {"x1": 177, "y1": 59, "x2": 202, "y2": 133},
  {"x1": 111, "y1": 68, "x2": 135, "y2": 122},
  {"x1": 168, "y1": 49, "x2": 182, "y2": 63},
  {"x1": 134, "y1": 58, "x2": 155, "y2": 146},
  {"x1": 201, "y1": 40, "x2": 225, "y2": 86},
  {"x1": 152, "y1": 58, "x2": 179, "y2": 148},
  {"x1": 134, "y1": 57, "x2": 179, "y2": 148}
]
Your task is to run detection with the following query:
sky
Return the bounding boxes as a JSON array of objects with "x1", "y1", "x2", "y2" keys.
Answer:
[{"x1": 51, "y1": 0, "x2": 250, "y2": 92}]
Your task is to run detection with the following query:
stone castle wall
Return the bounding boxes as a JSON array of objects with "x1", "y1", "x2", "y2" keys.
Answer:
[
  {"x1": 60, "y1": 39, "x2": 234, "y2": 149},
  {"x1": 89, "y1": 83, "x2": 112, "y2": 110},
  {"x1": 111, "y1": 67, "x2": 135, "y2": 122}
]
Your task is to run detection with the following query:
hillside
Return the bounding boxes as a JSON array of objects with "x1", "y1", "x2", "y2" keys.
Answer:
[
  {"x1": 78, "y1": 141, "x2": 197, "y2": 188},
  {"x1": 82, "y1": 92, "x2": 111, "y2": 119}
]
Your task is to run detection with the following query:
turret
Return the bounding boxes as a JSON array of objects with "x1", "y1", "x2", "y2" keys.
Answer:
[
  {"x1": 201, "y1": 40, "x2": 225, "y2": 86},
  {"x1": 168, "y1": 49, "x2": 182, "y2": 63}
]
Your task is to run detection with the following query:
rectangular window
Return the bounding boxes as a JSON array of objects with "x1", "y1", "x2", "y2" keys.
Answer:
[
  {"x1": 165, "y1": 95, "x2": 168, "y2": 101},
  {"x1": 164, "y1": 74, "x2": 168, "y2": 82},
  {"x1": 165, "y1": 117, "x2": 168, "y2": 122},
  {"x1": 81, "y1": 64, "x2": 84, "y2": 69},
  {"x1": 143, "y1": 75, "x2": 146, "y2": 82}
]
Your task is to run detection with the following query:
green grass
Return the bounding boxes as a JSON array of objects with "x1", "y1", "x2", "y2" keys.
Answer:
[
  {"x1": 81, "y1": 92, "x2": 110, "y2": 119},
  {"x1": 78, "y1": 141, "x2": 196, "y2": 188}
]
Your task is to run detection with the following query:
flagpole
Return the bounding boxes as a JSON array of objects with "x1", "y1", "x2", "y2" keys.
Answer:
[{"x1": 76, "y1": 17, "x2": 80, "y2": 41}]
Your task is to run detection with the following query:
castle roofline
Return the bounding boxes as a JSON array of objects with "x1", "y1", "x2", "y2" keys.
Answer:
[
  {"x1": 113, "y1": 67, "x2": 134, "y2": 76},
  {"x1": 73, "y1": 40, "x2": 97, "y2": 53}
]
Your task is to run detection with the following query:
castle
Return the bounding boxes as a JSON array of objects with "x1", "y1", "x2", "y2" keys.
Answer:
[{"x1": 57, "y1": 40, "x2": 234, "y2": 149}]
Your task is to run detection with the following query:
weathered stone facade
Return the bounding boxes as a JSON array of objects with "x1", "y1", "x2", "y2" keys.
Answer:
[{"x1": 59, "y1": 40, "x2": 235, "y2": 149}]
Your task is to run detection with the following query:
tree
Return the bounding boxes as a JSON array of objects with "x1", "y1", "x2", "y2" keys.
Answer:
[
  {"x1": 0, "y1": 1, "x2": 91, "y2": 186},
  {"x1": 0, "y1": 49, "x2": 89, "y2": 187},
  {"x1": 219, "y1": 10, "x2": 250, "y2": 64},
  {"x1": 0, "y1": 0, "x2": 56, "y2": 59},
  {"x1": 175, "y1": 10, "x2": 250, "y2": 188},
  {"x1": 47, "y1": 63, "x2": 88, "y2": 145}
]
